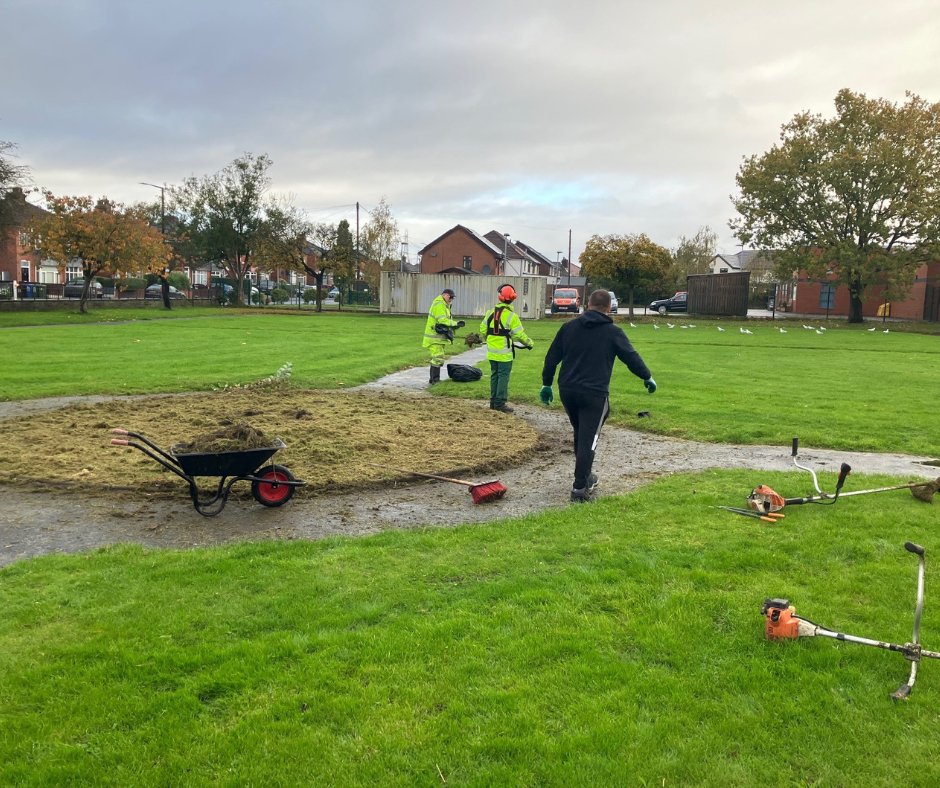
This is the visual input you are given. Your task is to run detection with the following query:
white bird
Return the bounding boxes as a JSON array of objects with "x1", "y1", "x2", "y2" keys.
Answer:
[
  {"x1": 883, "y1": 329, "x2": 890, "y2": 333},
  {"x1": 778, "y1": 328, "x2": 787, "y2": 333},
  {"x1": 868, "y1": 327, "x2": 876, "y2": 332},
  {"x1": 653, "y1": 324, "x2": 660, "y2": 330},
  {"x1": 740, "y1": 327, "x2": 753, "y2": 334},
  {"x1": 818, "y1": 326, "x2": 827, "y2": 332},
  {"x1": 630, "y1": 322, "x2": 637, "y2": 328},
  {"x1": 815, "y1": 329, "x2": 824, "y2": 335},
  {"x1": 803, "y1": 324, "x2": 814, "y2": 330},
  {"x1": 688, "y1": 324, "x2": 696, "y2": 328},
  {"x1": 667, "y1": 323, "x2": 675, "y2": 329},
  {"x1": 680, "y1": 325, "x2": 689, "y2": 329},
  {"x1": 717, "y1": 326, "x2": 725, "y2": 332}
]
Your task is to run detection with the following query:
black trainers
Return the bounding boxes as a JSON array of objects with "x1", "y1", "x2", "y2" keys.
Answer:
[
  {"x1": 570, "y1": 486, "x2": 595, "y2": 503},
  {"x1": 491, "y1": 404, "x2": 514, "y2": 413}
]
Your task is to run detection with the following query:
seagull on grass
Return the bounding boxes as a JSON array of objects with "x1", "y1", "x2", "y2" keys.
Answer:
[
  {"x1": 778, "y1": 327, "x2": 787, "y2": 333},
  {"x1": 717, "y1": 326, "x2": 725, "y2": 332},
  {"x1": 653, "y1": 324, "x2": 660, "y2": 330},
  {"x1": 740, "y1": 327, "x2": 753, "y2": 335},
  {"x1": 630, "y1": 322, "x2": 637, "y2": 328},
  {"x1": 815, "y1": 329, "x2": 824, "y2": 335},
  {"x1": 884, "y1": 328, "x2": 890, "y2": 333},
  {"x1": 868, "y1": 327, "x2": 877, "y2": 332}
]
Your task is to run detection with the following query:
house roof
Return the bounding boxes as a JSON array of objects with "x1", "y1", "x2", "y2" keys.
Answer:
[
  {"x1": 418, "y1": 224, "x2": 503, "y2": 259},
  {"x1": 713, "y1": 250, "x2": 777, "y2": 272},
  {"x1": 0, "y1": 188, "x2": 48, "y2": 228}
]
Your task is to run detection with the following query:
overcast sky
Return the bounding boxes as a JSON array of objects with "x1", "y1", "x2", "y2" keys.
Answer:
[{"x1": 4, "y1": 0, "x2": 940, "y2": 264}]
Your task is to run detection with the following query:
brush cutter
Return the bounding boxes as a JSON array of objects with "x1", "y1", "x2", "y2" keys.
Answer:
[
  {"x1": 762, "y1": 541, "x2": 940, "y2": 699},
  {"x1": 747, "y1": 437, "x2": 938, "y2": 514},
  {"x1": 367, "y1": 462, "x2": 507, "y2": 504}
]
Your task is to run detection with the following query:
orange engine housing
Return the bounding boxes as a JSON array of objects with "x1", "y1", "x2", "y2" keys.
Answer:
[{"x1": 762, "y1": 599, "x2": 801, "y2": 640}]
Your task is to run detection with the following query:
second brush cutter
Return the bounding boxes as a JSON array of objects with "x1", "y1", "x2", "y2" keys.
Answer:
[
  {"x1": 368, "y1": 463, "x2": 507, "y2": 503},
  {"x1": 747, "y1": 437, "x2": 939, "y2": 514}
]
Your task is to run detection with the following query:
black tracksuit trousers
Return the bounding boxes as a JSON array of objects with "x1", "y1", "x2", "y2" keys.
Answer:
[{"x1": 560, "y1": 387, "x2": 610, "y2": 490}]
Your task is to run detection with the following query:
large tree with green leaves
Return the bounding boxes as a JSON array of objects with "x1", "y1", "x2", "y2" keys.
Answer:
[
  {"x1": 27, "y1": 193, "x2": 171, "y2": 313},
  {"x1": 732, "y1": 89, "x2": 940, "y2": 322},
  {"x1": 174, "y1": 153, "x2": 273, "y2": 305},
  {"x1": 330, "y1": 219, "x2": 355, "y2": 309},
  {"x1": 579, "y1": 233, "x2": 673, "y2": 316}
]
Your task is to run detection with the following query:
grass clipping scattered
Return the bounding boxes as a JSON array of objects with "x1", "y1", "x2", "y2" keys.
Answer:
[
  {"x1": 173, "y1": 424, "x2": 274, "y2": 454},
  {"x1": 0, "y1": 389, "x2": 537, "y2": 498}
]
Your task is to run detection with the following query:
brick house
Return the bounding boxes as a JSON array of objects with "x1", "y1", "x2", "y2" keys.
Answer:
[
  {"x1": 0, "y1": 188, "x2": 48, "y2": 284},
  {"x1": 418, "y1": 224, "x2": 560, "y2": 279}
]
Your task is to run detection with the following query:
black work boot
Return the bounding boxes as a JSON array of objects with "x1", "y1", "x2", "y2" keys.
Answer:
[{"x1": 429, "y1": 365, "x2": 441, "y2": 385}]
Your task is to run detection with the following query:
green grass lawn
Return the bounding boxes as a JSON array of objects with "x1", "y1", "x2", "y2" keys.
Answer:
[
  {"x1": 2, "y1": 312, "x2": 937, "y2": 455},
  {"x1": 2, "y1": 470, "x2": 938, "y2": 785}
]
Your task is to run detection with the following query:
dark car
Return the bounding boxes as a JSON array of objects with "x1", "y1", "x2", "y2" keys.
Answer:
[
  {"x1": 649, "y1": 291, "x2": 687, "y2": 315},
  {"x1": 63, "y1": 279, "x2": 103, "y2": 298},
  {"x1": 145, "y1": 284, "x2": 186, "y2": 299}
]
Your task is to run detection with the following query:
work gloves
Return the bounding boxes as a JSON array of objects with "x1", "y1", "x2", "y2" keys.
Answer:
[
  {"x1": 644, "y1": 378, "x2": 657, "y2": 394},
  {"x1": 539, "y1": 385, "x2": 553, "y2": 405},
  {"x1": 456, "y1": 320, "x2": 466, "y2": 329}
]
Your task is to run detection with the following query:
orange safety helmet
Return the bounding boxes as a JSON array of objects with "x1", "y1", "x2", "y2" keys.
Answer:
[{"x1": 497, "y1": 284, "x2": 517, "y2": 303}]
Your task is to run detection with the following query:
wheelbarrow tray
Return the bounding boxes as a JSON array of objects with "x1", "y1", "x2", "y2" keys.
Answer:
[{"x1": 169, "y1": 438, "x2": 286, "y2": 477}]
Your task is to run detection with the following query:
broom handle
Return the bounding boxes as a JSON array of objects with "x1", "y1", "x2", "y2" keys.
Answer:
[{"x1": 366, "y1": 462, "x2": 475, "y2": 487}]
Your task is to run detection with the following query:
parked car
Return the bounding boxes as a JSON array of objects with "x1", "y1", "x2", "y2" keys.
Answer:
[
  {"x1": 145, "y1": 284, "x2": 186, "y2": 299},
  {"x1": 551, "y1": 287, "x2": 581, "y2": 313},
  {"x1": 328, "y1": 287, "x2": 340, "y2": 299},
  {"x1": 63, "y1": 278, "x2": 103, "y2": 298},
  {"x1": 607, "y1": 291, "x2": 619, "y2": 313},
  {"x1": 648, "y1": 291, "x2": 688, "y2": 315}
]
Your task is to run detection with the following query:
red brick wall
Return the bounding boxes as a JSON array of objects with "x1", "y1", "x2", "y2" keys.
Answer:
[{"x1": 419, "y1": 228, "x2": 500, "y2": 274}]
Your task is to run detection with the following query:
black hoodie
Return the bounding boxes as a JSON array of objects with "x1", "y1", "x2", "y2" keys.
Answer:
[{"x1": 542, "y1": 309, "x2": 651, "y2": 395}]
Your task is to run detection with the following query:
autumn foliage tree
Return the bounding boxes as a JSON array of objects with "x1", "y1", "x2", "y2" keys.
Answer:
[
  {"x1": 27, "y1": 193, "x2": 171, "y2": 313},
  {"x1": 732, "y1": 89, "x2": 940, "y2": 322},
  {"x1": 579, "y1": 233, "x2": 673, "y2": 316}
]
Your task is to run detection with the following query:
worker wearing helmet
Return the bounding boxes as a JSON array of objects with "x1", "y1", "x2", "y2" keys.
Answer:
[
  {"x1": 478, "y1": 283, "x2": 534, "y2": 413},
  {"x1": 423, "y1": 288, "x2": 464, "y2": 384}
]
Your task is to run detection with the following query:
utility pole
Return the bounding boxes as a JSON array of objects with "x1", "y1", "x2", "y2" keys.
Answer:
[
  {"x1": 355, "y1": 201, "x2": 360, "y2": 281},
  {"x1": 502, "y1": 233, "x2": 510, "y2": 277},
  {"x1": 567, "y1": 229, "x2": 572, "y2": 287},
  {"x1": 139, "y1": 182, "x2": 166, "y2": 235}
]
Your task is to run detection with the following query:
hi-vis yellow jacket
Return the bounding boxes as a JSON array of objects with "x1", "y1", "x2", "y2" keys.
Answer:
[
  {"x1": 479, "y1": 302, "x2": 533, "y2": 362},
  {"x1": 422, "y1": 295, "x2": 459, "y2": 348}
]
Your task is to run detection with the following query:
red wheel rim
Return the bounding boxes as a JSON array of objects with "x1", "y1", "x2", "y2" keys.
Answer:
[{"x1": 256, "y1": 469, "x2": 292, "y2": 504}]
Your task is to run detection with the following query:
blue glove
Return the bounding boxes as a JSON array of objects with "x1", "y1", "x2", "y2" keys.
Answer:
[
  {"x1": 644, "y1": 378, "x2": 657, "y2": 394},
  {"x1": 539, "y1": 385, "x2": 553, "y2": 405}
]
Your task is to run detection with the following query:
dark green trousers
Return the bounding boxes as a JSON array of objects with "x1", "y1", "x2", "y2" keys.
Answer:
[{"x1": 489, "y1": 360, "x2": 513, "y2": 408}]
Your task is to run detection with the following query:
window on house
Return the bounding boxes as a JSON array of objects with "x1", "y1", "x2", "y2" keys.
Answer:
[
  {"x1": 819, "y1": 283, "x2": 835, "y2": 310},
  {"x1": 720, "y1": 267, "x2": 728, "y2": 273},
  {"x1": 463, "y1": 256, "x2": 472, "y2": 269}
]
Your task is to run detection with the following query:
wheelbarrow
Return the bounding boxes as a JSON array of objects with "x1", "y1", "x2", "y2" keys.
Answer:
[{"x1": 110, "y1": 428, "x2": 305, "y2": 517}]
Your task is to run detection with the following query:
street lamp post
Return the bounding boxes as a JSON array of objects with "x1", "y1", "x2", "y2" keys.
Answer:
[
  {"x1": 502, "y1": 233, "x2": 510, "y2": 277},
  {"x1": 139, "y1": 182, "x2": 166, "y2": 235}
]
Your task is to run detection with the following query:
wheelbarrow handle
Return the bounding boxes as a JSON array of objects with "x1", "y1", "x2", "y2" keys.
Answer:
[{"x1": 110, "y1": 438, "x2": 129, "y2": 446}]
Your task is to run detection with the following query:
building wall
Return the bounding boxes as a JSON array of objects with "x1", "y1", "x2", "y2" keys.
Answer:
[
  {"x1": 419, "y1": 229, "x2": 500, "y2": 275},
  {"x1": 788, "y1": 262, "x2": 939, "y2": 320}
]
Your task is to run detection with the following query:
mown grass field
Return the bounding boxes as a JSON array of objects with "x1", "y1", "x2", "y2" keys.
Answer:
[
  {"x1": 1, "y1": 309, "x2": 938, "y2": 784},
  {"x1": 2, "y1": 310, "x2": 937, "y2": 455},
  {"x1": 2, "y1": 472, "x2": 939, "y2": 785}
]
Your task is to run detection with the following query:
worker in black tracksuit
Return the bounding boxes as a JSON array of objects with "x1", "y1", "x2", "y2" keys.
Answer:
[{"x1": 540, "y1": 289, "x2": 656, "y2": 502}]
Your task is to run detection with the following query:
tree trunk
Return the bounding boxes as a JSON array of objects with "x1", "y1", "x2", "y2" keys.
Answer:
[
  {"x1": 848, "y1": 277, "x2": 864, "y2": 323},
  {"x1": 160, "y1": 276, "x2": 172, "y2": 310},
  {"x1": 627, "y1": 285, "x2": 635, "y2": 317}
]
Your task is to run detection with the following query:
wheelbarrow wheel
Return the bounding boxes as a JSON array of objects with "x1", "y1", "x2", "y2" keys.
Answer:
[{"x1": 252, "y1": 464, "x2": 296, "y2": 507}]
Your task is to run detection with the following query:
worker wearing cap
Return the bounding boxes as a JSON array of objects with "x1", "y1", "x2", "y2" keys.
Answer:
[
  {"x1": 540, "y1": 288, "x2": 656, "y2": 502},
  {"x1": 479, "y1": 283, "x2": 533, "y2": 413},
  {"x1": 423, "y1": 288, "x2": 464, "y2": 385}
]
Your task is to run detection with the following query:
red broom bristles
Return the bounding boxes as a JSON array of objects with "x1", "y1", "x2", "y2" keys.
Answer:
[{"x1": 470, "y1": 481, "x2": 507, "y2": 504}]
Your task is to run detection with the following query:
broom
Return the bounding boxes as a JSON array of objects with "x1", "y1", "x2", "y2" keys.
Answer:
[{"x1": 368, "y1": 462, "x2": 507, "y2": 503}]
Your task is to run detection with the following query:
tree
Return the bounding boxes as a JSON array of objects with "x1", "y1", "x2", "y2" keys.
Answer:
[
  {"x1": 731, "y1": 89, "x2": 940, "y2": 322},
  {"x1": 330, "y1": 219, "x2": 355, "y2": 309},
  {"x1": 27, "y1": 193, "x2": 171, "y2": 313},
  {"x1": 175, "y1": 153, "x2": 273, "y2": 306},
  {"x1": 253, "y1": 199, "x2": 314, "y2": 303},
  {"x1": 360, "y1": 197, "x2": 400, "y2": 293},
  {"x1": 0, "y1": 141, "x2": 31, "y2": 231},
  {"x1": 672, "y1": 225, "x2": 717, "y2": 290},
  {"x1": 579, "y1": 233, "x2": 673, "y2": 317}
]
